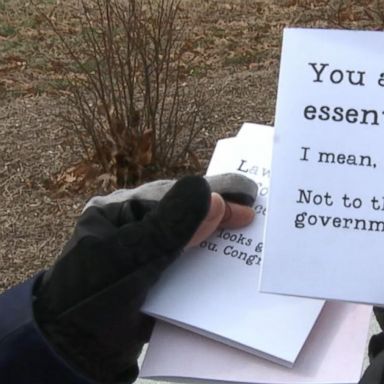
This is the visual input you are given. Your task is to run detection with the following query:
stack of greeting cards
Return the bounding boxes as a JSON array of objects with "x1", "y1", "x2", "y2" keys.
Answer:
[
  {"x1": 139, "y1": 28, "x2": 381, "y2": 384},
  {"x1": 142, "y1": 123, "x2": 324, "y2": 368}
]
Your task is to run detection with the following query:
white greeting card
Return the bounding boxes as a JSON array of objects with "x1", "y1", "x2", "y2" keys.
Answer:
[
  {"x1": 140, "y1": 302, "x2": 372, "y2": 384},
  {"x1": 260, "y1": 28, "x2": 384, "y2": 305}
]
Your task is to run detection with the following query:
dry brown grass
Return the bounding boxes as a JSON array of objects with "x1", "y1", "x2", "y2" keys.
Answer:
[{"x1": 2, "y1": 1, "x2": 383, "y2": 99}]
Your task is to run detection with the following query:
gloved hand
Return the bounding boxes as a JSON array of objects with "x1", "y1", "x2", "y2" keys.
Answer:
[{"x1": 33, "y1": 174, "x2": 257, "y2": 383}]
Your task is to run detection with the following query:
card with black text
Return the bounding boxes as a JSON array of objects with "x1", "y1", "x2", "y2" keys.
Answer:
[{"x1": 261, "y1": 28, "x2": 384, "y2": 304}]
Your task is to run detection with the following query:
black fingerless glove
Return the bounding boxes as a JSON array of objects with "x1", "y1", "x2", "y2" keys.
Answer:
[{"x1": 33, "y1": 174, "x2": 257, "y2": 383}]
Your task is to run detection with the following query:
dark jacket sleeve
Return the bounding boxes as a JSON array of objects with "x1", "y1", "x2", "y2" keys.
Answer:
[{"x1": 0, "y1": 273, "x2": 95, "y2": 384}]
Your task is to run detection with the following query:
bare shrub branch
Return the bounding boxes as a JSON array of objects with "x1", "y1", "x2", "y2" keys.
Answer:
[{"x1": 40, "y1": 0, "x2": 210, "y2": 188}]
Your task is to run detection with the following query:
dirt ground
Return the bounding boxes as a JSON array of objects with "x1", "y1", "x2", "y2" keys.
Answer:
[{"x1": 1, "y1": 0, "x2": 383, "y2": 291}]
